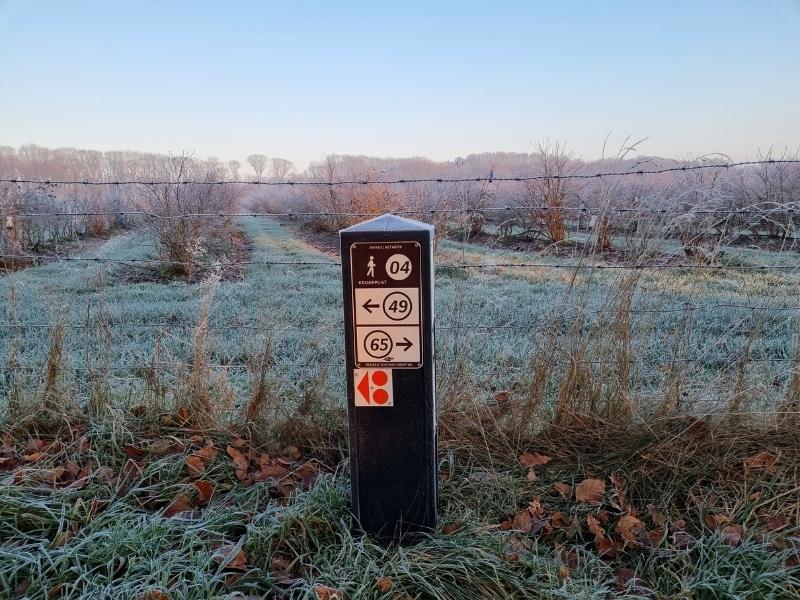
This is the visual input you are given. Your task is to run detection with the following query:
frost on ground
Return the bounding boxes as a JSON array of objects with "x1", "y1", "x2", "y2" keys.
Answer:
[{"x1": 0, "y1": 217, "x2": 798, "y2": 598}]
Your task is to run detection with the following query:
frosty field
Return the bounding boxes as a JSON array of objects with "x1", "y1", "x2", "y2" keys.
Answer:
[{"x1": 0, "y1": 218, "x2": 798, "y2": 599}]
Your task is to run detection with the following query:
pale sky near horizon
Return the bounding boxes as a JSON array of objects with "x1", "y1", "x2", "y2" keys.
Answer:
[{"x1": 1, "y1": 0, "x2": 799, "y2": 172}]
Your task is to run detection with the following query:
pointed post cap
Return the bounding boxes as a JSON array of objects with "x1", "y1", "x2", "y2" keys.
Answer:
[{"x1": 340, "y1": 213, "x2": 434, "y2": 234}]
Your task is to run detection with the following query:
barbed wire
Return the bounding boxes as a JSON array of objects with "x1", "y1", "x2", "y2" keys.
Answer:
[
  {"x1": 2, "y1": 159, "x2": 799, "y2": 187},
  {"x1": 449, "y1": 262, "x2": 799, "y2": 271},
  {"x1": 0, "y1": 254, "x2": 337, "y2": 267},
  {"x1": 2, "y1": 203, "x2": 798, "y2": 220},
  {"x1": 0, "y1": 253, "x2": 797, "y2": 271}
]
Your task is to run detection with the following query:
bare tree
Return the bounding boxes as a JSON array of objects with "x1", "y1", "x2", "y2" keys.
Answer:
[
  {"x1": 228, "y1": 160, "x2": 241, "y2": 180},
  {"x1": 269, "y1": 157, "x2": 295, "y2": 181},
  {"x1": 246, "y1": 154, "x2": 269, "y2": 182}
]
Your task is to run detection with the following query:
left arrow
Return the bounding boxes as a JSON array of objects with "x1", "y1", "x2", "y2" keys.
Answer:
[
  {"x1": 357, "y1": 371, "x2": 371, "y2": 403},
  {"x1": 362, "y1": 299, "x2": 380, "y2": 313}
]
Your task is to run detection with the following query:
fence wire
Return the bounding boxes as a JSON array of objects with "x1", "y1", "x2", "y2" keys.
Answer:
[
  {"x1": 2, "y1": 158, "x2": 799, "y2": 187},
  {"x1": 0, "y1": 158, "x2": 798, "y2": 420}
]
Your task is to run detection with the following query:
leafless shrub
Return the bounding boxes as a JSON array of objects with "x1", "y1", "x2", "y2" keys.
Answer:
[
  {"x1": 520, "y1": 141, "x2": 581, "y2": 243},
  {"x1": 302, "y1": 154, "x2": 398, "y2": 231},
  {"x1": 133, "y1": 154, "x2": 241, "y2": 277}
]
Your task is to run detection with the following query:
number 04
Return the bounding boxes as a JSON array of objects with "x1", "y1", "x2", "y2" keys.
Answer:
[{"x1": 385, "y1": 254, "x2": 412, "y2": 281}]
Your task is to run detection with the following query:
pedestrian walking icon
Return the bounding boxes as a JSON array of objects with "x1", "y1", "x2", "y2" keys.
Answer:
[{"x1": 366, "y1": 256, "x2": 376, "y2": 278}]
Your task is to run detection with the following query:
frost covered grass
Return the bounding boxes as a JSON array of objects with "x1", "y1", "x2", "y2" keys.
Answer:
[
  {"x1": 0, "y1": 419, "x2": 798, "y2": 599},
  {"x1": 1, "y1": 217, "x2": 797, "y2": 424},
  {"x1": 0, "y1": 217, "x2": 799, "y2": 598}
]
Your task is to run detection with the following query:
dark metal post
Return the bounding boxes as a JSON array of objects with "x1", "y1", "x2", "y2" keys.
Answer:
[{"x1": 340, "y1": 214, "x2": 436, "y2": 538}]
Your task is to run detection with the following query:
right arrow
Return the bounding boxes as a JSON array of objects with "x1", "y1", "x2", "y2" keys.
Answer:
[
  {"x1": 396, "y1": 337, "x2": 413, "y2": 351},
  {"x1": 362, "y1": 299, "x2": 380, "y2": 313}
]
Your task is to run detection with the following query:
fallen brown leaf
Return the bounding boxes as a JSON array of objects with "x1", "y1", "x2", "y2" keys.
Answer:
[
  {"x1": 138, "y1": 591, "x2": 169, "y2": 600},
  {"x1": 193, "y1": 480, "x2": 214, "y2": 506},
  {"x1": 294, "y1": 461, "x2": 319, "y2": 489},
  {"x1": 23, "y1": 452, "x2": 44, "y2": 463},
  {"x1": 257, "y1": 464, "x2": 289, "y2": 481},
  {"x1": 376, "y1": 576, "x2": 394, "y2": 592},
  {"x1": 616, "y1": 515, "x2": 645, "y2": 545},
  {"x1": 559, "y1": 547, "x2": 580, "y2": 569},
  {"x1": 765, "y1": 515, "x2": 786, "y2": 530},
  {"x1": 527, "y1": 497, "x2": 544, "y2": 518},
  {"x1": 185, "y1": 456, "x2": 205, "y2": 478},
  {"x1": 595, "y1": 536, "x2": 623, "y2": 558},
  {"x1": 176, "y1": 406, "x2": 190, "y2": 424},
  {"x1": 553, "y1": 482, "x2": 572, "y2": 499},
  {"x1": 0, "y1": 456, "x2": 18, "y2": 470},
  {"x1": 493, "y1": 390, "x2": 510, "y2": 402},
  {"x1": 575, "y1": 478, "x2": 605, "y2": 503},
  {"x1": 277, "y1": 480, "x2": 296, "y2": 497},
  {"x1": 64, "y1": 461, "x2": 81, "y2": 479},
  {"x1": 314, "y1": 585, "x2": 346, "y2": 600},
  {"x1": 511, "y1": 509, "x2": 533, "y2": 533},
  {"x1": 123, "y1": 444, "x2": 146, "y2": 459},
  {"x1": 721, "y1": 524, "x2": 743, "y2": 546},
  {"x1": 744, "y1": 451, "x2": 778, "y2": 473},
  {"x1": 558, "y1": 564, "x2": 571, "y2": 579},
  {"x1": 441, "y1": 522, "x2": 463, "y2": 535},
  {"x1": 216, "y1": 545, "x2": 248, "y2": 570},
  {"x1": 646, "y1": 504, "x2": 667, "y2": 528},
  {"x1": 647, "y1": 527, "x2": 665, "y2": 547},
  {"x1": 193, "y1": 445, "x2": 218, "y2": 462},
  {"x1": 31, "y1": 466, "x2": 66, "y2": 485},
  {"x1": 705, "y1": 513, "x2": 732, "y2": 529},
  {"x1": 226, "y1": 446, "x2": 250, "y2": 473},
  {"x1": 525, "y1": 469, "x2": 538, "y2": 481},
  {"x1": 518, "y1": 451, "x2": 551, "y2": 468},
  {"x1": 587, "y1": 514, "x2": 606, "y2": 541},
  {"x1": 67, "y1": 474, "x2": 92, "y2": 490},
  {"x1": 285, "y1": 446, "x2": 302, "y2": 461},
  {"x1": 163, "y1": 494, "x2": 193, "y2": 517},
  {"x1": 551, "y1": 512, "x2": 570, "y2": 529},
  {"x1": 25, "y1": 439, "x2": 46, "y2": 453}
]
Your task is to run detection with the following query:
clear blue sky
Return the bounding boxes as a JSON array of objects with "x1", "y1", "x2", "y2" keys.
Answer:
[{"x1": 1, "y1": 0, "x2": 798, "y2": 170}]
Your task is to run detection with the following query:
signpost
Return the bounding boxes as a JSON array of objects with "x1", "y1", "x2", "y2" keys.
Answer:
[{"x1": 340, "y1": 214, "x2": 436, "y2": 538}]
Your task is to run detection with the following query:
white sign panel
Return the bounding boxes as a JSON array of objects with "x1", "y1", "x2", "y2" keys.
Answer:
[{"x1": 350, "y1": 241, "x2": 423, "y2": 369}]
